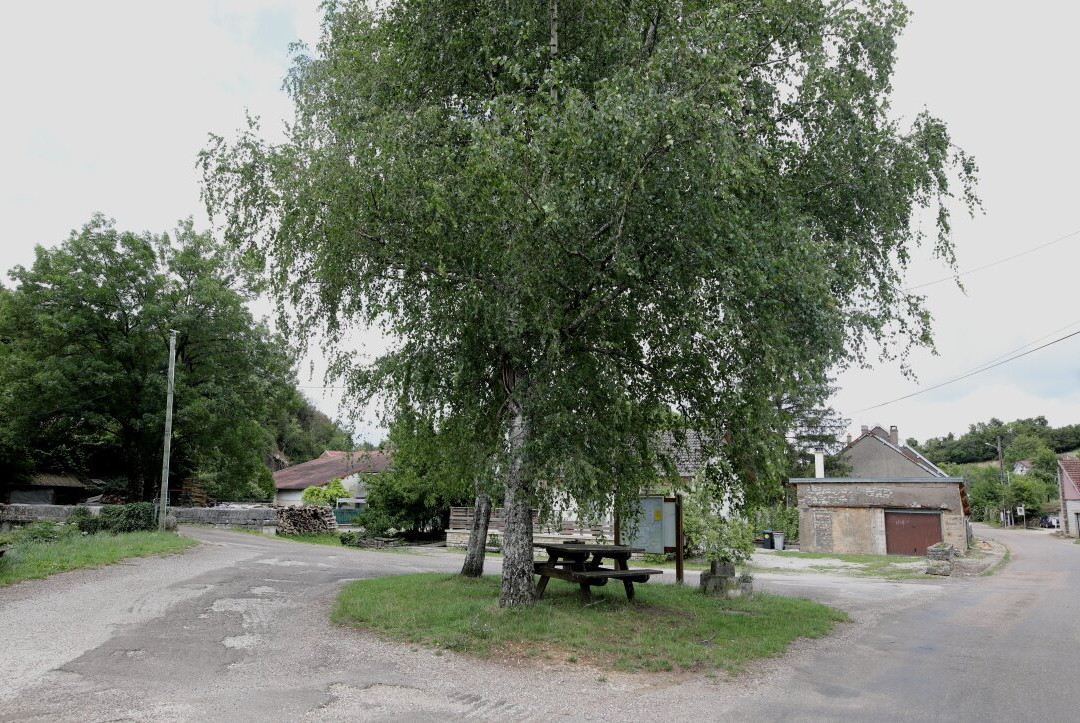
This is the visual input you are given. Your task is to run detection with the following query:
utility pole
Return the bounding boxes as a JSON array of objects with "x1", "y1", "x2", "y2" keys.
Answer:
[
  {"x1": 996, "y1": 435, "x2": 1008, "y2": 527},
  {"x1": 158, "y1": 330, "x2": 177, "y2": 531}
]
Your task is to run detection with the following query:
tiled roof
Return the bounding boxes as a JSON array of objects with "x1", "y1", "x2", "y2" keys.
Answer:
[
  {"x1": 273, "y1": 451, "x2": 392, "y2": 490},
  {"x1": 1059, "y1": 458, "x2": 1080, "y2": 501},
  {"x1": 653, "y1": 431, "x2": 709, "y2": 478}
]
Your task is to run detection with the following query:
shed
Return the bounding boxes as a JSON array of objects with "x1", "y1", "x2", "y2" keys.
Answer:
[
  {"x1": 2, "y1": 473, "x2": 87, "y2": 505},
  {"x1": 789, "y1": 476, "x2": 970, "y2": 556}
]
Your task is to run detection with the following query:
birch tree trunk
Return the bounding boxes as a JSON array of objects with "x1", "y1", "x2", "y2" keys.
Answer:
[
  {"x1": 499, "y1": 398, "x2": 536, "y2": 607},
  {"x1": 460, "y1": 487, "x2": 491, "y2": 578}
]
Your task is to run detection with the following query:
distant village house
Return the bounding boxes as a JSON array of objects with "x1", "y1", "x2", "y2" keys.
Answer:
[{"x1": 272, "y1": 450, "x2": 391, "y2": 507}]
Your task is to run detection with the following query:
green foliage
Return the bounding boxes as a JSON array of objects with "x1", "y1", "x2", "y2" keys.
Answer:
[
  {"x1": 357, "y1": 411, "x2": 477, "y2": 535},
  {"x1": 270, "y1": 392, "x2": 354, "y2": 466},
  {"x1": 301, "y1": 478, "x2": 350, "y2": 506},
  {"x1": 700, "y1": 517, "x2": 757, "y2": 567},
  {"x1": 682, "y1": 485, "x2": 755, "y2": 565},
  {"x1": 954, "y1": 463, "x2": 1052, "y2": 522},
  {"x1": 202, "y1": 0, "x2": 977, "y2": 533},
  {"x1": 339, "y1": 530, "x2": 365, "y2": 547},
  {"x1": 69, "y1": 506, "x2": 103, "y2": 534},
  {"x1": 748, "y1": 506, "x2": 800, "y2": 541},
  {"x1": 98, "y1": 503, "x2": 157, "y2": 533},
  {"x1": 917, "y1": 416, "x2": 1080, "y2": 465},
  {"x1": 0, "y1": 215, "x2": 314, "y2": 501},
  {"x1": 12, "y1": 522, "x2": 75, "y2": 544},
  {"x1": 355, "y1": 506, "x2": 396, "y2": 537}
]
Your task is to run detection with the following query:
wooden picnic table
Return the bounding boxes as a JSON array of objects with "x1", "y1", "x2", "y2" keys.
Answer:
[{"x1": 533, "y1": 543, "x2": 663, "y2": 603}]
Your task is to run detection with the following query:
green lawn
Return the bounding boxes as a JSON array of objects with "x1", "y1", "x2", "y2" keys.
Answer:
[
  {"x1": 333, "y1": 573, "x2": 847, "y2": 674},
  {"x1": 0, "y1": 531, "x2": 197, "y2": 586}
]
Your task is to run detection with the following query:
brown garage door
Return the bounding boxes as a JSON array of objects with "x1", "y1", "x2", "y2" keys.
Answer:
[{"x1": 885, "y1": 511, "x2": 942, "y2": 556}]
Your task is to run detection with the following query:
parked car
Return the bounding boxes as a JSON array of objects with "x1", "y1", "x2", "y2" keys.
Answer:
[{"x1": 1039, "y1": 515, "x2": 1059, "y2": 528}]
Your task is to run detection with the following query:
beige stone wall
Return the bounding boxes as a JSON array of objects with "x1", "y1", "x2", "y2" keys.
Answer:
[
  {"x1": 941, "y1": 509, "x2": 968, "y2": 548},
  {"x1": 1064, "y1": 500, "x2": 1080, "y2": 538},
  {"x1": 797, "y1": 480, "x2": 967, "y2": 554}
]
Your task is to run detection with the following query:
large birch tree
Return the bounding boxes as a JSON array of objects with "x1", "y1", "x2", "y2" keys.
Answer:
[{"x1": 201, "y1": 0, "x2": 977, "y2": 607}]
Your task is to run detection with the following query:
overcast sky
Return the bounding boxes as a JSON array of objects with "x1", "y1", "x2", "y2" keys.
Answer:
[{"x1": 2, "y1": 1, "x2": 1077, "y2": 446}]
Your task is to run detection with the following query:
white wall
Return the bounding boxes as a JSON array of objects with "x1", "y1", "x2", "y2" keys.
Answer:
[{"x1": 274, "y1": 489, "x2": 304, "y2": 507}]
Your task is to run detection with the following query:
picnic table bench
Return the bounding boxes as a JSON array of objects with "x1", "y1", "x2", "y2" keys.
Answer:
[{"x1": 533, "y1": 543, "x2": 663, "y2": 603}]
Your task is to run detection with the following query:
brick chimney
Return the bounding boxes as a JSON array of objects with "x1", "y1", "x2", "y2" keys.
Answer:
[
  {"x1": 860, "y1": 424, "x2": 869, "y2": 434},
  {"x1": 889, "y1": 425, "x2": 899, "y2": 445}
]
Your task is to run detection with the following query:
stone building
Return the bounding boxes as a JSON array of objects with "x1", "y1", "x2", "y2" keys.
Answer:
[
  {"x1": 789, "y1": 424, "x2": 970, "y2": 556},
  {"x1": 790, "y1": 476, "x2": 970, "y2": 555},
  {"x1": 1058, "y1": 457, "x2": 1080, "y2": 538}
]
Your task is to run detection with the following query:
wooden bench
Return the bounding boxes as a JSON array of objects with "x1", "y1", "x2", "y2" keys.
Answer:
[{"x1": 533, "y1": 544, "x2": 663, "y2": 603}]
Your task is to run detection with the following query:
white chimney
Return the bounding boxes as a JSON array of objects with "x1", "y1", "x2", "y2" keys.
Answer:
[{"x1": 814, "y1": 450, "x2": 825, "y2": 479}]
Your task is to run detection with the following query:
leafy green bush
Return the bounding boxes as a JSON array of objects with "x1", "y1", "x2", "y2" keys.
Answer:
[
  {"x1": 355, "y1": 505, "x2": 396, "y2": 537},
  {"x1": 748, "y1": 505, "x2": 800, "y2": 541},
  {"x1": 340, "y1": 531, "x2": 365, "y2": 547},
  {"x1": 69, "y1": 506, "x2": 103, "y2": 534},
  {"x1": 98, "y1": 502, "x2": 156, "y2": 533},
  {"x1": 301, "y1": 478, "x2": 349, "y2": 506},
  {"x1": 700, "y1": 516, "x2": 756, "y2": 566}
]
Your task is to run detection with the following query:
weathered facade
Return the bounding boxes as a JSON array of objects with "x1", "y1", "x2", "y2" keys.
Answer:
[
  {"x1": 791, "y1": 477, "x2": 969, "y2": 555},
  {"x1": 842, "y1": 424, "x2": 948, "y2": 478},
  {"x1": 1058, "y1": 457, "x2": 1080, "y2": 538}
]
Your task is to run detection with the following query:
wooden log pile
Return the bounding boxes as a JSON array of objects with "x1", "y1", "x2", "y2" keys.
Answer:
[{"x1": 277, "y1": 505, "x2": 338, "y2": 536}]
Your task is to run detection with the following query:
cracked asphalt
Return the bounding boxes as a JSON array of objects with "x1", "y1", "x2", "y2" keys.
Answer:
[{"x1": 0, "y1": 524, "x2": 1073, "y2": 721}]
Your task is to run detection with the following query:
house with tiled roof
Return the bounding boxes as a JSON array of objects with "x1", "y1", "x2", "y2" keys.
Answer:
[
  {"x1": 273, "y1": 450, "x2": 392, "y2": 507},
  {"x1": 842, "y1": 424, "x2": 949, "y2": 478},
  {"x1": 1057, "y1": 456, "x2": 1080, "y2": 538},
  {"x1": 789, "y1": 424, "x2": 970, "y2": 556}
]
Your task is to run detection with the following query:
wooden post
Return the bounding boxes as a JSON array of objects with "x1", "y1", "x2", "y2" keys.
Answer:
[
  {"x1": 613, "y1": 507, "x2": 621, "y2": 546},
  {"x1": 675, "y1": 493, "x2": 684, "y2": 584}
]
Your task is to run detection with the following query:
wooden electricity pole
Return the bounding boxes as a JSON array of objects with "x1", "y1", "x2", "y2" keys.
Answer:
[{"x1": 158, "y1": 330, "x2": 177, "y2": 531}]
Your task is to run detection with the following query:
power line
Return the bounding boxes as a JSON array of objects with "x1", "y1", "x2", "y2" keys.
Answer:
[
  {"x1": 964, "y1": 316, "x2": 1080, "y2": 374},
  {"x1": 904, "y1": 227, "x2": 1080, "y2": 291},
  {"x1": 857, "y1": 327, "x2": 1080, "y2": 412}
]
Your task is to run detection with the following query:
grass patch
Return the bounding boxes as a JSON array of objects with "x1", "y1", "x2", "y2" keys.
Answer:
[
  {"x1": 0, "y1": 531, "x2": 196, "y2": 586},
  {"x1": 771, "y1": 550, "x2": 921, "y2": 564},
  {"x1": 238, "y1": 529, "x2": 419, "y2": 554},
  {"x1": 333, "y1": 573, "x2": 847, "y2": 674}
]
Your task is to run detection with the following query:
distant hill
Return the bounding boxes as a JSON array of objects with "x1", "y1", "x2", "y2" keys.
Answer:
[{"x1": 914, "y1": 416, "x2": 1080, "y2": 465}]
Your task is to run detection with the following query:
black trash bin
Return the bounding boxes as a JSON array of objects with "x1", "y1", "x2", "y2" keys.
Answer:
[{"x1": 761, "y1": 530, "x2": 774, "y2": 550}]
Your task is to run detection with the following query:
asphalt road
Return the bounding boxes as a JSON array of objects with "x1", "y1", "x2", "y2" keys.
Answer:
[{"x1": 0, "y1": 524, "x2": 1073, "y2": 721}]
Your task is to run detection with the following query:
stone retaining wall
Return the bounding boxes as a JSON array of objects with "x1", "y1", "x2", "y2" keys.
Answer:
[
  {"x1": 172, "y1": 507, "x2": 279, "y2": 529},
  {"x1": 0, "y1": 503, "x2": 279, "y2": 531},
  {"x1": 0, "y1": 503, "x2": 85, "y2": 529}
]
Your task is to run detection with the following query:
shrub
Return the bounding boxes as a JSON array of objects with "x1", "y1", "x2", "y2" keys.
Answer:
[
  {"x1": 700, "y1": 516, "x2": 756, "y2": 567},
  {"x1": 13, "y1": 522, "x2": 76, "y2": 544},
  {"x1": 69, "y1": 506, "x2": 103, "y2": 534},
  {"x1": 748, "y1": 505, "x2": 800, "y2": 541},
  {"x1": 355, "y1": 506, "x2": 396, "y2": 537},
  {"x1": 302, "y1": 478, "x2": 350, "y2": 506},
  {"x1": 340, "y1": 531, "x2": 365, "y2": 547},
  {"x1": 98, "y1": 502, "x2": 156, "y2": 533}
]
